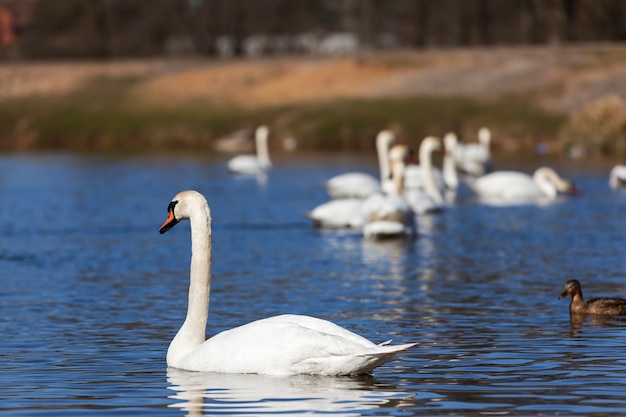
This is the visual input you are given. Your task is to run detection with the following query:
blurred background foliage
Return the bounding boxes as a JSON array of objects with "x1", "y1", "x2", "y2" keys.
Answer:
[{"x1": 1, "y1": 0, "x2": 625, "y2": 155}]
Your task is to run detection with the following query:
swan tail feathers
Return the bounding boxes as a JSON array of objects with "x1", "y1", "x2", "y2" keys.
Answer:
[{"x1": 350, "y1": 343, "x2": 417, "y2": 375}]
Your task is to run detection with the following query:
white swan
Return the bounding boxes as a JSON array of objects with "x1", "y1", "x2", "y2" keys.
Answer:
[
  {"x1": 453, "y1": 127, "x2": 492, "y2": 176},
  {"x1": 159, "y1": 190, "x2": 415, "y2": 375},
  {"x1": 306, "y1": 198, "x2": 365, "y2": 229},
  {"x1": 325, "y1": 130, "x2": 395, "y2": 199},
  {"x1": 468, "y1": 166, "x2": 578, "y2": 205},
  {"x1": 227, "y1": 126, "x2": 272, "y2": 174},
  {"x1": 405, "y1": 136, "x2": 446, "y2": 214},
  {"x1": 362, "y1": 145, "x2": 416, "y2": 239},
  {"x1": 307, "y1": 131, "x2": 395, "y2": 229},
  {"x1": 609, "y1": 164, "x2": 626, "y2": 189}
]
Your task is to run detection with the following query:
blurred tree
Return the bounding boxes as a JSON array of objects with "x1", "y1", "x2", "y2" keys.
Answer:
[{"x1": 9, "y1": 0, "x2": 626, "y2": 59}]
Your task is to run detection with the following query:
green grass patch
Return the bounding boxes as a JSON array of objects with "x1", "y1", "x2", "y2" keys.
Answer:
[{"x1": 0, "y1": 78, "x2": 565, "y2": 153}]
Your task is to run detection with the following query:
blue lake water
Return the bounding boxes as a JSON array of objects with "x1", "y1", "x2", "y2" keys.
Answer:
[{"x1": 1, "y1": 151, "x2": 626, "y2": 416}]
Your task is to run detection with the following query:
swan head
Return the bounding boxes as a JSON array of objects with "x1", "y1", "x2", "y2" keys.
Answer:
[
  {"x1": 559, "y1": 279, "x2": 583, "y2": 300},
  {"x1": 533, "y1": 167, "x2": 579, "y2": 197},
  {"x1": 388, "y1": 144, "x2": 414, "y2": 164},
  {"x1": 376, "y1": 130, "x2": 396, "y2": 148},
  {"x1": 159, "y1": 190, "x2": 208, "y2": 234},
  {"x1": 418, "y1": 136, "x2": 442, "y2": 161},
  {"x1": 256, "y1": 125, "x2": 269, "y2": 140},
  {"x1": 443, "y1": 133, "x2": 458, "y2": 153}
]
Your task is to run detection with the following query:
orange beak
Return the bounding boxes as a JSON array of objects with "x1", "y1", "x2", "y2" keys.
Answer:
[{"x1": 159, "y1": 208, "x2": 178, "y2": 234}]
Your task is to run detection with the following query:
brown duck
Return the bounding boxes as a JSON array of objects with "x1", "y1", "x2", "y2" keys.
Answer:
[{"x1": 559, "y1": 279, "x2": 626, "y2": 315}]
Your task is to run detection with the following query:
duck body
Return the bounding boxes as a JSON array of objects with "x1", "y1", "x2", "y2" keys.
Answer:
[
  {"x1": 160, "y1": 190, "x2": 415, "y2": 375},
  {"x1": 559, "y1": 279, "x2": 626, "y2": 316}
]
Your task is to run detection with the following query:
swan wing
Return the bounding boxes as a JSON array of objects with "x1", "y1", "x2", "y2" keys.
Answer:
[
  {"x1": 472, "y1": 171, "x2": 540, "y2": 200},
  {"x1": 325, "y1": 173, "x2": 380, "y2": 199},
  {"x1": 228, "y1": 155, "x2": 262, "y2": 174},
  {"x1": 178, "y1": 315, "x2": 414, "y2": 375},
  {"x1": 307, "y1": 199, "x2": 364, "y2": 229}
]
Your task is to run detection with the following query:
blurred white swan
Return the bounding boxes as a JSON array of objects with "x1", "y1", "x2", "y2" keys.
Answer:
[
  {"x1": 306, "y1": 198, "x2": 365, "y2": 229},
  {"x1": 227, "y1": 126, "x2": 272, "y2": 174},
  {"x1": 467, "y1": 166, "x2": 578, "y2": 205},
  {"x1": 307, "y1": 131, "x2": 395, "y2": 229},
  {"x1": 405, "y1": 136, "x2": 445, "y2": 214},
  {"x1": 159, "y1": 190, "x2": 415, "y2": 375},
  {"x1": 362, "y1": 145, "x2": 416, "y2": 239},
  {"x1": 453, "y1": 127, "x2": 492, "y2": 176},
  {"x1": 325, "y1": 130, "x2": 396, "y2": 199},
  {"x1": 609, "y1": 164, "x2": 626, "y2": 189}
]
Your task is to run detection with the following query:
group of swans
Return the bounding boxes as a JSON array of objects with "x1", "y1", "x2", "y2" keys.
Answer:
[
  {"x1": 307, "y1": 131, "x2": 454, "y2": 238},
  {"x1": 155, "y1": 125, "x2": 591, "y2": 378},
  {"x1": 160, "y1": 190, "x2": 416, "y2": 375},
  {"x1": 446, "y1": 127, "x2": 580, "y2": 205}
]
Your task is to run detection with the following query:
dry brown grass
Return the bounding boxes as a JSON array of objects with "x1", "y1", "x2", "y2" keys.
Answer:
[{"x1": 3, "y1": 44, "x2": 626, "y2": 114}]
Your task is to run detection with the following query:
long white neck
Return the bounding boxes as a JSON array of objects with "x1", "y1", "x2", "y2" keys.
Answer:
[
  {"x1": 420, "y1": 138, "x2": 444, "y2": 205},
  {"x1": 390, "y1": 159, "x2": 405, "y2": 196},
  {"x1": 376, "y1": 133, "x2": 392, "y2": 183},
  {"x1": 167, "y1": 203, "x2": 212, "y2": 367},
  {"x1": 478, "y1": 127, "x2": 491, "y2": 149},
  {"x1": 442, "y1": 134, "x2": 459, "y2": 190},
  {"x1": 376, "y1": 132, "x2": 396, "y2": 195},
  {"x1": 255, "y1": 129, "x2": 272, "y2": 169},
  {"x1": 533, "y1": 167, "x2": 560, "y2": 198}
]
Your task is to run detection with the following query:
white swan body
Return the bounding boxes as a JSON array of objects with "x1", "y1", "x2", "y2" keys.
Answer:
[
  {"x1": 362, "y1": 145, "x2": 416, "y2": 238},
  {"x1": 325, "y1": 173, "x2": 380, "y2": 200},
  {"x1": 308, "y1": 131, "x2": 395, "y2": 229},
  {"x1": 227, "y1": 126, "x2": 272, "y2": 174},
  {"x1": 469, "y1": 167, "x2": 578, "y2": 204},
  {"x1": 453, "y1": 127, "x2": 492, "y2": 176},
  {"x1": 306, "y1": 198, "x2": 365, "y2": 229},
  {"x1": 159, "y1": 190, "x2": 415, "y2": 375},
  {"x1": 609, "y1": 164, "x2": 626, "y2": 189},
  {"x1": 325, "y1": 131, "x2": 395, "y2": 199}
]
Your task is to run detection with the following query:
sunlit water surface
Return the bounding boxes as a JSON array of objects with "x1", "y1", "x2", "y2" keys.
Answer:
[{"x1": 1, "y1": 152, "x2": 625, "y2": 416}]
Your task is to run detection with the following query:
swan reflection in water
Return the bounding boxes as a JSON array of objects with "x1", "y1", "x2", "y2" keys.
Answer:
[{"x1": 167, "y1": 368, "x2": 414, "y2": 416}]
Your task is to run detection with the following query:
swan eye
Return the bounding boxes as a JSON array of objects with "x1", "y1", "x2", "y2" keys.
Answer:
[{"x1": 167, "y1": 200, "x2": 178, "y2": 213}]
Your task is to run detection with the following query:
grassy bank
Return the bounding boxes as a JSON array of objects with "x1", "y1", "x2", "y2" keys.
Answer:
[{"x1": 0, "y1": 76, "x2": 565, "y2": 153}]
